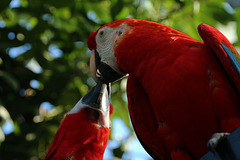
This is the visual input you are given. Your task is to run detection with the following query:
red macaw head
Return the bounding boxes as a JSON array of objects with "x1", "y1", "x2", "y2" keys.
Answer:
[
  {"x1": 68, "y1": 81, "x2": 112, "y2": 127},
  {"x1": 87, "y1": 19, "x2": 134, "y2": 83},
  {"x1": 87, "y1": 18, "x2": 180, "y2": 83}
]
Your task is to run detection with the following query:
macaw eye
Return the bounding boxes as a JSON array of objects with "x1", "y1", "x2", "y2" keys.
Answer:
[{"x1": 99, "y1": 30, "x2": 105, "y2": 38}]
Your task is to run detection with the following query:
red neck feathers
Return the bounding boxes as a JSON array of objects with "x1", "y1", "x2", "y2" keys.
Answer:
[
  {"x1": 111, "y1": 19, "x2": 195, "y2": 74},
  {"x1": 44, "y1": 110, "x2": 110, "y2": 160}
]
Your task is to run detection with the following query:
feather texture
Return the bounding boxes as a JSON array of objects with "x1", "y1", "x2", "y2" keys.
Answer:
[
  {"x1": 88, "y1": 19, "x2": 240, "y2": 159},
  {"x1": 44, "y1": 108, "x2": 110, "y2": 160}
]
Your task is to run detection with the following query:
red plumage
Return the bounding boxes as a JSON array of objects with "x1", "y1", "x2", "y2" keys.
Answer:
[
  {"x1": 87, "y1": 31, "x2": 97, "y2": 51},
  {"x1": 44, "y1": 104, "x2": 113, "y2": 160},
  {"x1": 88, "y1": 19, "x2": 240, "y2": 159},
  {"x1": 198, "y1": 24, "x2": 240, "y2": 93}
]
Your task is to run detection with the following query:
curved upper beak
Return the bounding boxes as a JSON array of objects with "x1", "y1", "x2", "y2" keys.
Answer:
[
  {"x1": 68, "y1": 79, "x2": 111, "y2": 116},
  {"x1": 90, "y1": 50, "x2": 100, "y2": 82},
  {"x1": 68, "y1": 80, "x2": 111, "y2": 127},
  {"x1": 90, "y1": 50, "x2": 125, "y2": 83},
  {"x1": 81, "y1": 80, "x2": 111, "y2": 113}
]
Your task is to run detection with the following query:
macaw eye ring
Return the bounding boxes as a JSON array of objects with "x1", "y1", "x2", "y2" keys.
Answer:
[
  {"x1": 99, "y1": 30, "x2": 105, "y2": 37},
  {"x1": 118, "y1": 31, "x2": 122, "y2": 35}
]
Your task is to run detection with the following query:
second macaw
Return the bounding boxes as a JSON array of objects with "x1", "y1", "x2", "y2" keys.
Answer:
[
  {"x1": 87, "y1": 19, "x2": 240, "y2": 160},
  {"x1": 44, "y1": 81, "x2": 112, "y2": 160}
]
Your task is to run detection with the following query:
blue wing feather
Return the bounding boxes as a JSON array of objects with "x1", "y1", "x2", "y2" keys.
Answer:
[{"x1": 221, "y1": 43, "x2": 240, "y2": 76}]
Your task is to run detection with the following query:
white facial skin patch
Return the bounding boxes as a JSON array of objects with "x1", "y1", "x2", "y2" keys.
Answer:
[{"x1": 95, "y1": 23, "x2": 131, "y2": 75}]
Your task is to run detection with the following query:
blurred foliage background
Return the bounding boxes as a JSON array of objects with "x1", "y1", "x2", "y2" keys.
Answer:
[{"x1": 0, "y1": 0, "x2": 239, "y2": 159}]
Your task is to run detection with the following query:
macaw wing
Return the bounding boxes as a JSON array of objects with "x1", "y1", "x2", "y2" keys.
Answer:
[
  {"x1": 198, "y1": 24, "x2": 240, "y2": 94},
  {"x1": 127, "y1": 75, "x2": 168, "y2": 159}
]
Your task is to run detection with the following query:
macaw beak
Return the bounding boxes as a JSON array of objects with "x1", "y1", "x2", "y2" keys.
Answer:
[
  {"x1": 81, "y1": 80, "x2": 111, "y2": 113},
  {"x1": 90, "y1": 50, "x2": 124, "y2": 83},
  {"x1": 68, "y1": 80, "x2": 111, "y2": 117},
  {"x1": 80, "y1": 80, "x2": 111, "y2": 127}
]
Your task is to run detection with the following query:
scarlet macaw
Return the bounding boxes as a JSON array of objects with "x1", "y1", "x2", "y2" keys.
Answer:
[
  {"x1": 87, "y1": 19, "x2": 240, "y2": 160},
  {"x1": 44, "y1": 81, "x2": 112, "y2": 160}
]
